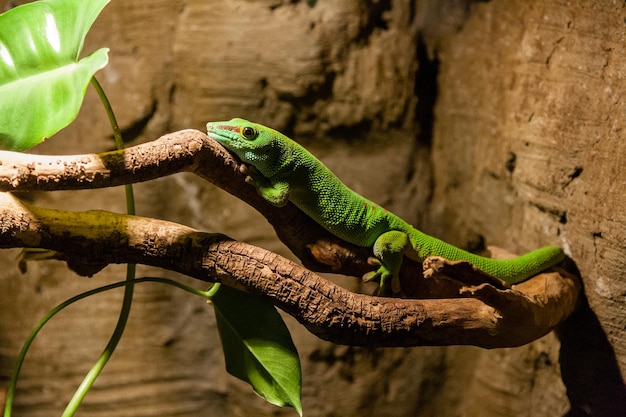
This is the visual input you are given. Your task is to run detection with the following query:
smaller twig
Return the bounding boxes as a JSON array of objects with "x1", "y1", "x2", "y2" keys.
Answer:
[{"x1": 0, "y1": 129, "x2": 209, "y2": 191}]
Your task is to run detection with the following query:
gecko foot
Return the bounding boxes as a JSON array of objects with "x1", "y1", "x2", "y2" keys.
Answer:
[
  {"x1": 239, "y1": 164, "x2": 262, "y2": 187},
  {"x1": 239, "y1": 163, "x2": 290, "y2": 207},
  {"x1": 363, "y1": 257, "x2": 401, "y2": 296},
  {"x1": 240, "y1": 164, "x2": 279, "y2": 197}
]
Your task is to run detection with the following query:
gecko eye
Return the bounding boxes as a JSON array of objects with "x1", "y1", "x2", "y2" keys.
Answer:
[{"x1": 241, "y1": 126, "x2": 258, "y2": 140}]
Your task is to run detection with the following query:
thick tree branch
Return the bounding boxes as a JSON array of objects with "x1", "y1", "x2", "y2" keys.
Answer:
[
  {"x1": 0, "y1": 130, "x2": 368, "y2": 275},
  {"x1": 0, "y1": 130, "x2": 582, "y2": 347},
  {"x1": 0, "y1": 192, "x2": 579, "y2": 348}
]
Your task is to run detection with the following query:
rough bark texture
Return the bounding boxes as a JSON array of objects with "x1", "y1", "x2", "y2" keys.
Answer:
[
  {"x1": 0, "y1": 158, "x2": 581, "y2": 349},
  {"x1": 0, "y1": 0, "x2": 624, "y2": 416}
]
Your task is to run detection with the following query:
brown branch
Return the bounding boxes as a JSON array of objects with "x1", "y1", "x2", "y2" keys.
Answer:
[
  {"x1": 0, "y1": 130, "x2": 207, "y2": 190},
  {"x1": 0, "y1": 130, "x2": 582, "y2": 347},
  {"x1": 0, "y1": 130, "x2": 368, "y2": 275},
  {"x1": 0, "y1": 191, "x2": 580, "y2": 348}
]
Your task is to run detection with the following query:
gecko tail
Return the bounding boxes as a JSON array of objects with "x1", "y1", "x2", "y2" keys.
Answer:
[
  {"x1": 471, "y1": 245, "x2": 566, "y2": 284},
  {"x1": 409, "y1": 231, "x2": 565, "y2": 285}
]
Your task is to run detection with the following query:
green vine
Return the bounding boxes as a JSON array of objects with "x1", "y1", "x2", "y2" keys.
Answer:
[
  {"x1": 60, "y1": 77, "x2": 136, "y2": 417},
  {"x1": 3, "y1": 278, "x2": 217, "y2": 417}
]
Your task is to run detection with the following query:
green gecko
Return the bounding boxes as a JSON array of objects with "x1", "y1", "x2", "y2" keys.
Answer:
[{"x1": 206, "y1": 118, "x2": 565, "y2": 295}]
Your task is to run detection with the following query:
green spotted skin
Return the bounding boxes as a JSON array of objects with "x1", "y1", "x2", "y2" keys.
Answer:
[{"x1": 207, "y1": 118, "x2": 565, "y2": 292}]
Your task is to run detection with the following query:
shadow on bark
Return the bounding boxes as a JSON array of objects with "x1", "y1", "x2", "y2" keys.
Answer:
[{"x1": 558, "y1": 302, "x2": 626, "y2": 417}]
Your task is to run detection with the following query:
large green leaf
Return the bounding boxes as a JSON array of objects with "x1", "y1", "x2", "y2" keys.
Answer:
[
  {"x1": 210, "y1": 285, "x2": 303, "y2": 416},
  {"x1": 0, "y1": 0, "x2": 110, "y2": 151}
]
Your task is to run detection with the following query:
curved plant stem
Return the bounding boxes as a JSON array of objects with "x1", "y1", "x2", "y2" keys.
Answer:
[
  {"x1": 60, "y1": 265, "x2": 135, "y2": 417},
  {"x1": 61, "y1": 77, "x2": 136, "y2": 417},
  {"x1": 4, "y1": 77, "x2": 214, "y2": 417},
  {"x1": 205, "y1": 282, "x2": 221, "y2": 298},
  {"x1": 3, "y1": 279, "x2": 215, "y2": 416},
  {"x1": 90, "y1": 77, "x2": 135, "y2": 215}
]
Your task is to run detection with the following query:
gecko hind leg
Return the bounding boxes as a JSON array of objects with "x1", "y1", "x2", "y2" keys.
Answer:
[{"x1": 362, "y1": 230, "x2": 410, "y2": 296}]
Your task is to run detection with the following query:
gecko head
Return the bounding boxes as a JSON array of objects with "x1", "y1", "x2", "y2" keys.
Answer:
[{"x1": 206, "y1": 118, "x2": 287, "y2": 173}]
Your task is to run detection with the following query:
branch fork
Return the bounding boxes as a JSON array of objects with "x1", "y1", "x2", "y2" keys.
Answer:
[{"x1": 0, "y1": 130, "x2": 581, "y2": 348}]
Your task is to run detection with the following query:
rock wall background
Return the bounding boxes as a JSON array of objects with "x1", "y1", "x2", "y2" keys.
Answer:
[{"x1": 0, "y1": 0, "x2": 624, "y2": 416}]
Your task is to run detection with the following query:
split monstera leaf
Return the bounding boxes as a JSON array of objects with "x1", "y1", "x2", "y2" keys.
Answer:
[{"x1": 0, "y1": 0, "x2": 109, "y2": 151}]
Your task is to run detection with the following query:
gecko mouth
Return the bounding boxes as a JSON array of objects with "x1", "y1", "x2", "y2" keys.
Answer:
[
  {"x1": 206, "y1": 127, "x2": 245, "y2": 153},
  {"x1": 206, "y1": 131, "x2": 223, "y2": 142},
  {"x1": 207, "y1": 122, "x2": 241, "y2": 140}
]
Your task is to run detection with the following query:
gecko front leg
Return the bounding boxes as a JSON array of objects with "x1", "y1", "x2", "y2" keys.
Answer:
[{"x1": 240, "y1": 164, "x2": 290, "y2": 207}]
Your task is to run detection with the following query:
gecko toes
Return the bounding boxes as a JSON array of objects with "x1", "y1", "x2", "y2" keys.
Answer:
[
  {"x1": 367, "y1": 256, "x2": 382, "y2": 267},
  {"x1": 362, "y1": 270, "x2": 379, "y2": 282},
  {"x1": 362, "y1": 263, "x2": 401, "y2": 296}
]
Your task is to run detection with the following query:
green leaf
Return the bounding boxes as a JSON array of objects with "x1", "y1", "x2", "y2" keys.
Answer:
[
  {"x1": 210, "y1": 285, "x2": 303, "y2": 416},
  {"x1": 0, "y1": 0, "x2": 110, "y2": 151}
]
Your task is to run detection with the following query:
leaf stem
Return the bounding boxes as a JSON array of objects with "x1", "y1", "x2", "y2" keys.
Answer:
[
  {"x1": 60, "y1": 77, "x2": 136, "y2": 416},
  {"x1": 90, "y1": 77, "x2": 135, "y2": 215},
  {"x1": 3, "y1": 278, "x2": 213, "y2": 416}
]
